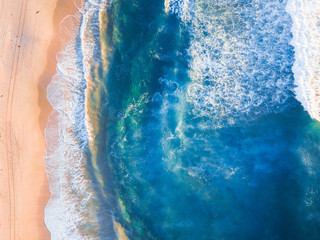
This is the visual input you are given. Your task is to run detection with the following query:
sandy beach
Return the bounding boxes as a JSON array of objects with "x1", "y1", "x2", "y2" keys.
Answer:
[{"x1": 0, "y1": 0, "x2": 78, "y2": 239}]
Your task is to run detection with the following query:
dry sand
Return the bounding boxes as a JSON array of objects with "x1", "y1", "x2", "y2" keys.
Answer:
[{"x1": 0, "y1": 0, "x2": 78, "y2": 239}]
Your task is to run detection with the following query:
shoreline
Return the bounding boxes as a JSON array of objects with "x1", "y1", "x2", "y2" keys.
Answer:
[
  {"x1": 39, "y1": 0, "x2": 81, "y2": 132},
  {"x1": 0, "y1": 0, "x2": 79, "y2": 239}
]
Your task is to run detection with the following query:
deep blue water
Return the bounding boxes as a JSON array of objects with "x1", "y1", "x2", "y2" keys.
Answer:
[{"x1": 90, "y1": 0, "x2": 320, "y2": 239}]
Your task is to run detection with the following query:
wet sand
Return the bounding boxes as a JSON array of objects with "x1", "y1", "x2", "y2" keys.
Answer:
[{"x1": 0, "y1": 0, "x2": 78, "y2": 239}]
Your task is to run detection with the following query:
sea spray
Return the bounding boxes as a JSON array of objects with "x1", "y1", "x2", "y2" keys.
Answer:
[{"x1": 286, "y1": 0, "x2": 320, "y2": 122}]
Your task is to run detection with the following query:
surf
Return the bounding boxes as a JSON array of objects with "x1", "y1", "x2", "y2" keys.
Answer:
[
  {"x1": 44, "y1": 0, "x2": 122, "y2": 239},
  {"x1": 286, "y1": 0, "x2": 320, "y2": 122}
]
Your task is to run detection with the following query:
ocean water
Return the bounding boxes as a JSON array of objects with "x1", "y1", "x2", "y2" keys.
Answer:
[{"x1": 45, "y1": 0, "x2": 320, "y2": 239}]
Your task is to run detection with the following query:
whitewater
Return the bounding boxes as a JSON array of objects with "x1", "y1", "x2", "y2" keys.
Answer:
[
  {"x1": 165, "y1": 0, "x2": 295, "y2": 127},
  {"x1": 286, "y1": 0, "x2": 320, "y2": 122},
  {"x1": 165, "y1": 0, "x2": 320, "y2": 125}
]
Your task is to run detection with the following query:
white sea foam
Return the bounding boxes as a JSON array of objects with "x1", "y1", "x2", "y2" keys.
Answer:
[
  {"x1": 44, "y1": 0, "x2": 117, "y2": 239},
  {"x1": 286, "y1": 0, "x2": 320, "y2": 121},
  {"x1": 164, "y1": 0, "x2": 191, "y2": 17},
  {"x1": 166, "y1": 0, "x2": 295, "y2": 127}
]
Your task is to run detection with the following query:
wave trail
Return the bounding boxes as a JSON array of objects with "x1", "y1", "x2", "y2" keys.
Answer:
[{"x1": 286, "y1": 0, "x2": 320, "y2": 121}]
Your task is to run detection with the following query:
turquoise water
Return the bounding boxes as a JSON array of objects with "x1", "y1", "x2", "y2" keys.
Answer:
[{"x1": 46, "y1": 0, "x2": 320, "y2": 239}]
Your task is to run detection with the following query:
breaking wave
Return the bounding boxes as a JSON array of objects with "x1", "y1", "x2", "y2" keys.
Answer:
[{"x1": 286, "y1": 0, "x2": 320, "y2": 122}]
